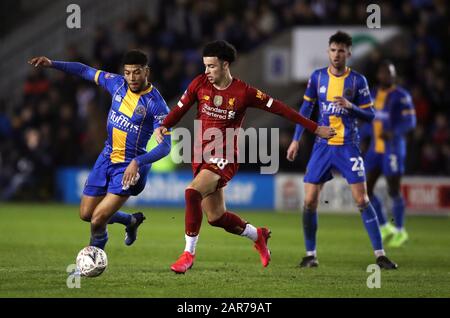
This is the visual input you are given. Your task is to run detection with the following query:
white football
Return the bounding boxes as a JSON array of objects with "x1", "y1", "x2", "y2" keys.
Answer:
[{"x1": 76, "y1": 246, "x2": 108, "y2": 277}]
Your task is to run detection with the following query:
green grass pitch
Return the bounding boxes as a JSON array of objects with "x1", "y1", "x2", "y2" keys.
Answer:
[{"x1": 0, "y1": 203, "x2": 449, "y2": 298}]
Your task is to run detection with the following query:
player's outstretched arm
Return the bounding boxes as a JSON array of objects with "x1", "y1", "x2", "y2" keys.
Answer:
[
  {"x1": 28, "y1": 56, "x2": 52, "y2": 67},
  {"x1": 28, "y1": 56, "x2": 99, "y2": 83},
  {"x1": 247, "y1": 87, "x2": 335, "y2": 139}
]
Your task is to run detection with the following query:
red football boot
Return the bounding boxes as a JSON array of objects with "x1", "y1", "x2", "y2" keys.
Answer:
[
  {"x1": 170, "y1": 251, "x2": 195, "y2": 274},
  {"x1": 254, "y1": 227, "x2": 271, "y2": 267}
]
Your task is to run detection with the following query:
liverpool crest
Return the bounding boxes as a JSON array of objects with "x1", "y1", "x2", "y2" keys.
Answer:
[{"x1": 228, "y1": 98, "x2": 235, "y2": 109}]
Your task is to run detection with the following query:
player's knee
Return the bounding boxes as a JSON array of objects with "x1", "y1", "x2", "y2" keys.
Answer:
[
  {"x1": 80, "y1": 214, "x2": 91, "y2": 222},
  {"x1": 355, "y1": 196, "x2": 369, "y2": 208},
  {"x1": 79, "y1": 208, "x2": 92, "y2": 222},
  {"x1": 304, "y1": 197, "x2": 319, "y2": 210}
]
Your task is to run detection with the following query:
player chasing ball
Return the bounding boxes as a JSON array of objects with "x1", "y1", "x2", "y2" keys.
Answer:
[
  {"x1": 154, "y1": 40, "x2": 336, "y2": 274},
  {"x1": 29, "y1": 50, "x2": 172, "y2": 275}
]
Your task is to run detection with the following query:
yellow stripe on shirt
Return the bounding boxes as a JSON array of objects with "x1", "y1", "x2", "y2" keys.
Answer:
[
  {"x1": 326, "y1": 67, "x2": 350, "y2": 102},
  {"x1": 304, "y1": 95, "x2": 314, "y2": 102},
  {"x1": 359, "y1": 103, "x2": 373, "y2": 109},
  {"x1": 328, "y1": 115, "x2": 345, "y2": 145},
  {"x1": 110, "y1": 128, "x2": 127, "y2": 163},
  {"x1": 373, "y1": 89, "x2": 390, "y2": 153},
  {"x1": 119, "y1": 88, "x2": 141, "y2": 118},
  {"x1": 94, "y1": 70, "x2": 101, "y2": 85}
]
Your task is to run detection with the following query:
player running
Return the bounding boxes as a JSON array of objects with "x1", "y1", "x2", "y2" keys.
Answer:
[
  {"x1": 28, "y1": 50, "x2": 171, "y2": 251},
  {"x1": 286, "y1": 31, "x2": 398, "y2": 269},
  {"x1": 362, "y1": 60, "x2": 416, "y2": 247},
  {"x1": 154, "y1": 40, "x2": 336, "y2": 274}
]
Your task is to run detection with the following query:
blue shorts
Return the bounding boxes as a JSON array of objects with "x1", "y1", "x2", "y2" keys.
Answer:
[
  {"x1": 304, "y1": 143, "x2": 366, "y2": 184},
  {"x1": 83, "y1": 153, "x2": 150, "y2": 197},
  {"x1": 364, "y1": 149, "x2": 405, "y2": 176}
]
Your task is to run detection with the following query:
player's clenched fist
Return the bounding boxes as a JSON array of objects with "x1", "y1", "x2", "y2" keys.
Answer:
[
  {"x1": 315, "y1": 126, "x2": 336, "y2": 139},
  {"x1": 28, "y1": 56, "x2": 52, "y2": 67},
  {"x1": 154, "y1": 126, "x2": 168, "y2": 144}
]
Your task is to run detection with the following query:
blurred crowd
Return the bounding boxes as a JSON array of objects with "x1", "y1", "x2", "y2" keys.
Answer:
[{"x1": 0, "y1": 0, "x2": 448, "y2": 200}]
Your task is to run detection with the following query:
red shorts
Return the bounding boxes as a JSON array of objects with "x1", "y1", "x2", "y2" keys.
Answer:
[{"x1": 192, "y1": 161, "x2": 239, "y2": 189}]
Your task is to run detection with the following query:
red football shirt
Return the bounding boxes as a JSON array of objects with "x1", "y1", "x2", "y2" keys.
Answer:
[{"x1": 163, "y1": 74, "x2": 317, "y2": 164}]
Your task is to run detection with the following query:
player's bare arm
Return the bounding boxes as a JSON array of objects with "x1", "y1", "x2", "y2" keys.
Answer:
[{"x1": 28, "y1": 56, "x2": 52, "y2": 67}]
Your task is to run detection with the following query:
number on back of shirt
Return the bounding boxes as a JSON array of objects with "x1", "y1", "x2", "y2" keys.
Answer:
[
  {"x1": 389, "y1": 154, "x2": 398, "y2": 172},
  {"x1": 209, "y1": 157, "x2": 229, "y2": 170},
  {"x1": 350, "y1": 157, "x2": 364, "y2": 171}
]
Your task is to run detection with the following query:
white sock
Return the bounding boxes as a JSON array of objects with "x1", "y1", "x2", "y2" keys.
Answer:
[
  {"x1": 184, "y1": 234, "x2": 199, "y2": 255},
  {"x1": 374, "y1": 249, "x2": 385, "y2": 257},
  {"x1": 240, "y1": 224, "x2": 258, "y2": 242},
  {"x1": 306, "y1": 250, "x2": 317, "y2": 257}
]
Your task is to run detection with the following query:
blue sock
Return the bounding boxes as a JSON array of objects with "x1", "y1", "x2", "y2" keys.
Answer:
[
  {"x1": 90, "y1": 231, "x2": 108, "y2": 250},
  {"x1": 108, "y1": 211, "x2": 132, "y2": 226},
  {"x1": 303, "y1": 208, "x2": 318, "y2": 253},
  {"x1": 392, "y1": 195, "x2": 405, "y2": 230},
  {"x1": 370, "y1": 195, "x2": 387, "y2": 226},
  {"x1": 360, "y1": 203, "x2": 383, "y2": 251}
]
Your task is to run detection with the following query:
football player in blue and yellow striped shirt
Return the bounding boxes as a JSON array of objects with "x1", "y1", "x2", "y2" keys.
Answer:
[
  {"x1": 362, "y1": 61, "x2": 416, "y2": 247},
  {"x1": 29, "y1": 51, "x2": 171, "y2": 253},
  {"x1": 287, "y1": 31, "x2": 397, "y2": 269}
]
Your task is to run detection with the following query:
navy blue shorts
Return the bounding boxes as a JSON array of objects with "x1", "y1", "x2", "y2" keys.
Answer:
[
  {"x1": 364, "y1": 149, "x2": 405, "y2": 176},
  {"x1": 304, "y1": 142, "x2": 366, "y2": 185},
  {"x1": 83, "y1": 153, "x2": 150, "y2": 197}
]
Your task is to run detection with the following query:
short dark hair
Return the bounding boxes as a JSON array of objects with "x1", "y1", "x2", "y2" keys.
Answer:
[
  {"x1": 329, "y1": 31, "x2": 352, "y2": 47},
  {"x1": 122, "y1": 50, "x2": 148, "y2": 66},
  {"x1": 202, "y1": 40, "x2": 237, "y2": 64}
]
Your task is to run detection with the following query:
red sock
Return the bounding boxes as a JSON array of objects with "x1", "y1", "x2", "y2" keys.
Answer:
[
  {"x1": 185, "y1": 188, "x2": 203, "y2": 236},
  {"x1": 208, "y1": 211, "x2": 246, "y2": 235}
]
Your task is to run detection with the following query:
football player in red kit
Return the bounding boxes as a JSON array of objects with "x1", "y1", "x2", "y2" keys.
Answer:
[{"x1": 155, "y1": 40, "x2": 336, "y2": 274}]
